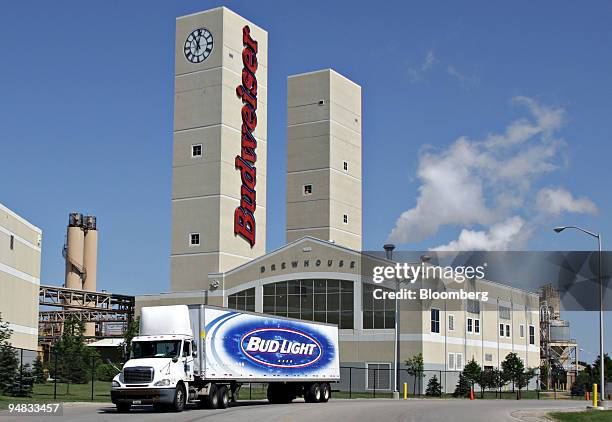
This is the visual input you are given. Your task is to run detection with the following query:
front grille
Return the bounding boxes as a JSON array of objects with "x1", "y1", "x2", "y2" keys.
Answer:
[{"x1": 123, "y1": 367, "x2": 154, "y2": 384}]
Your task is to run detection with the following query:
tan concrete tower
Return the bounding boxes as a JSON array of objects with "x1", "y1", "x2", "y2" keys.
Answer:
[
  {"x1": 64, "y1": 213, "x2": 85, "y2": 290},
  {"x1": 82, "y1": 215, "x2": 97, "y2": 292},
  {"x1": 286, "y1": 69, "x2": 362, "y2": 250},
  {"x1": 171, "y1": 7, "x2": 268, "y2": 291}
]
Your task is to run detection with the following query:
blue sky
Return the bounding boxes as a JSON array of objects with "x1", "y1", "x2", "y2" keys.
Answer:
[{"x1": 1, "y1": 1, "x2": 611, "y2": 357}]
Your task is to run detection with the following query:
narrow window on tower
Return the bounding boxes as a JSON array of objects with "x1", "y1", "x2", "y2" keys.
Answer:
[
  {"x1": 343, "y1": 214, "x2": 348, "y2": 224},
  {"x1": 9, "y1": 235, "x2": 14, "y2": 250},
  {"x1": 303, "y1": 184, "x2": 313, "y2": 196},
  {"x1": 189, "y1": 233, "x2": 200, "y2": 246},
  {"x1": 343, "y1": 161, "x2": 348, "y2": 171},
  {"x1": 191, "y1": 144, "x2": 203, "y2": 158}
]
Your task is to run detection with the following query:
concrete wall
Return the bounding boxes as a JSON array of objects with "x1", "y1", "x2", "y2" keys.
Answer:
[
  {"x1": 171, "y1": 7, "x2": 268, "y2": 291},
  {"x1": 0, "y1": 203, "x2": 42, "y2": 351}
]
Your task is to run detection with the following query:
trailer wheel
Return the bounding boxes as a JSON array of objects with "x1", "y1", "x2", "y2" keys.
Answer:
[
  {"x1": 172, "y1": 383, "x2": 186, "y2": 412},
  {"x1": 116, "y1": 403, "x2": 131, "y2": 413},
  {"x1": 320, "y1": 383, "x2": 330, "y2": 402},
  {"x1": 217, "y1": 385, "x2": 230, "y2": 409},
  {"x1": 305, "y1": 383, "x2": 321, "y2": 403},
  {"x1": 206, "y1": 384, "x2": 219, "y2": 409}
]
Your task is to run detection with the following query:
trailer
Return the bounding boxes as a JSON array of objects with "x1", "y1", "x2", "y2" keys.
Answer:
[{"x1": 111, "y1": 305, "x2": 340, "y2": 412}]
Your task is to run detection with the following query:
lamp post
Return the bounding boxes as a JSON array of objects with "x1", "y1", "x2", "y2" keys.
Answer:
[
  {"x1": 554, "y1": 226, "x2": 605, "y2": 407},
  {"x1": 384, "y1": 244, "x2": 400, "y2": 399}
]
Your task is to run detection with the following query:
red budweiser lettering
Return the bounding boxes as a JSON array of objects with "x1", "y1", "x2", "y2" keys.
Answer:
[{"x1": 234, "y1": 25, "x2": 258, "y2": 247}]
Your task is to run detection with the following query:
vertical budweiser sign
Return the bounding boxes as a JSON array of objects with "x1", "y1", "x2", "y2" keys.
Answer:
[{"x1": 234, "y1": 25, "x2": 258, "y2": 247}]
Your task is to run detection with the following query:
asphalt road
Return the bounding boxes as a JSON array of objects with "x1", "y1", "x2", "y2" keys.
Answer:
[{"x1": 0, "y1": 399, "x2": 585, "y2": 422}]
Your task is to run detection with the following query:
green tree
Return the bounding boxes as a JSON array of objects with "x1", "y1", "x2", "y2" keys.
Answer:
[
  {"x1": 462, "y1": 358, "x2": 482, "y2": 391},
  {"x1": 592, "y1": 354, "x2": 612, "y2": 385},
  {"x1": 405, "y1": 353, "x2": 425, "y2": 395},
  {"x1": 122, "y1": 316, "x2": 140, "y2": 361},
  {"x1": 425, "y1": 375, "x2": 442, "y2": 397},
  {"x1": 0, "y1": 313, "x2": 19, "y2": 395},
  {"x1": 453, "y1": 372, "x2": 471, "y2": 397},
  {"x1": 478, "y1": 369, "x2": 499, "y2": 398},
  {"x1": 501, "y1": 352, "x2": 535, "y2": 399},
  {"x1": 32, "y1": 355, "x2": 46, "y2": 384},
  {"x1": 52, "y1": 317, "x2": 98, "y2": 386}
]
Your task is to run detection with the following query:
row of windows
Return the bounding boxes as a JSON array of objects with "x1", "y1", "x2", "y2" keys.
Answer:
[
  {"x1": 263, "y1": 279, "x2": 354, "y2": 329},
  {"x1": 228, "y1": 287, "x2": 255, "y2": 312},
  {"x1": 362, "y1": 284, "x2": 395, "y2": 329}
]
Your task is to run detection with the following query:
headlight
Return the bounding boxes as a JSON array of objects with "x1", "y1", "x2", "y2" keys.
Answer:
[
  {"x1": 112, "y1": 380, "x2": 121, "y2": 388},
  {"x1": 154, "y1": 379, "x2": 171, "y2": 387}
]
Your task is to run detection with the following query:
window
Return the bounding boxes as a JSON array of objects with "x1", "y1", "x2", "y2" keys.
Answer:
[
  {"x1": 485, "y1": 353, "x2": 493, "y2": 362},
  {"x1": 499, "y1": 306, "x2": 511, "y2": 320},
  {"x1": 499, "y1": 323, "x2": 504, "y2": 337},
  {"x1": 363, "y1": 283, "x2": 394, "y2": 329},
  {"x1": 467, "y1": 299, "x2": 480, "y2": 314},
  {"x1": 520, "y1": 324, "x2": 525, "y2": 338},
  {"x1": 303, "y1": 184, "x2": 312, "y2": 195},
  {"x1": 448, "y1": 353, "x2": 463, "y2": 371},
  {"x1": 366, "y1": 363, "x2": 391, "y2": 390},
  {"x1": 9, "y1": 235, "x2": 14, "y2": 250},
  {"x1": 431, "y1": 308, "x2": 440, "y2": 333},
  {"x1": 182, "y1": 341, "x2": 191, "y2": 357},
  {"x1": 505, "y1": 324, "x2": 511, "y2": 338},
  {"x1": 189, "y1": 233, "x2": 200, "y2": 246},
  {"x1": 448, "y1": 314, "x2": 455, "y2": 331},
  {"x1": 474, "y1": 318, "x2": 480, "y2": 334},
  {"x1": 455, "y1": 353, "x2": 463, "y2": 370},
  {"x1": 529, "y1": 325, "x2": 536, "y2": 345},
  {"x1": 228, "y1": 288, "x2": 256, "y2": 312},
  {"x1": 343, "y1": 214, "x2": 348, "y2": 224},
  {"x1": 467, "y1": 317, "x2": 473, "y2": 333},
  {"x1": 191, "y1": 144, "x2": 202, "y2": 157},
  {"x1": 343, "y1": 161, "x2": 348, "y2": 171},
  {"x1": 264, "y1": 279, "x2": 354, "y2": 329}
]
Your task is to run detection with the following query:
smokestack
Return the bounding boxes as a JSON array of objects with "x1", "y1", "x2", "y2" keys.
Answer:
[
  {"x1": 64, "y1": 213, "x2": 85, "y2": 289},
  {"x1": 82, "y1": 216, "x2": 97, "y2": 292}
]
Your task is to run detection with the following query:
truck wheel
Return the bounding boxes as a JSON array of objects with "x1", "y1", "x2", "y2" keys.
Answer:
[
  {"x1": 116, "y1": 403, "x2": 131, "y2": 413},
  {"x1": 305, "y1": 383, "x2": 321, "y2": 403},
  {"x1": 206, "y1": 384, "x2": 219, "y2": 409},
  {"x1": 320, "y1": 383, "x2": 330, "y2": 402},
  {"x1": 172, "y1": 383, "x2": 186, "y2": 412},
  {"x1": 217, "y1": 385, "x2": 230, "y2": 409}
]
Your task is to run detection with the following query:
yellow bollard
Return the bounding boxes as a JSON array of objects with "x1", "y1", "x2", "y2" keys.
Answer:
[
  {"x1": 593, "y1": 384, "x2": 598, "y2": 407},
  {"x1": 404, "y1": 382, "x2": 408, "y2": 400}
]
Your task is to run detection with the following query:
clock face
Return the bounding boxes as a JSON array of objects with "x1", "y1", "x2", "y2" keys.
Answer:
[{"x1": 184, "y1": 28, "x2": 213, "y2": 63}]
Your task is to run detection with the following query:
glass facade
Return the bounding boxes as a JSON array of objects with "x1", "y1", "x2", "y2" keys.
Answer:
[
  {"x1": 362, "y1": 283, "x2": 395, "y2": 329},
  {"x1": 263, "y1": 279, "x2": 354, "y2": 329},
  {"x1": 228, "y1": 287, "x2": 255, "y2": 312}
]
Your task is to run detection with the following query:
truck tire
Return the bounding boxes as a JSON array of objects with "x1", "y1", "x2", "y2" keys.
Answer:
[
  {"x1": 320, "y1": 383, "x2": 330, "y2": 402},
  {"x1": 206, "y1": 384, "x2": 219, "y2": 409},
  {"x1": 217, "y1": 385, "x2": 230, "y2": 409},
  {"x1": 116, "y1": 403, "x2": 131, "y2": 413},
  {"x1": 305, "y1": 383, "x2": 321, "y2": 403},
  {"x1": 172, "y1": 383, "x2": 186, "y2": 412}
]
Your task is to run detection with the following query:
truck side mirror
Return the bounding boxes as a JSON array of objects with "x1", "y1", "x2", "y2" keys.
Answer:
[
  {"x1": 172, "y1": 357, "x2": 178, "y2": 363},
  {"x1": 192, "y1": 351, "x2": 197, "y2": 358}
]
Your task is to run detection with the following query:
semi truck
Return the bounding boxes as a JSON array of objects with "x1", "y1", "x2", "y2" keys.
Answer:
[{"x1": 111, "y1": 305, "x2": 340, "y2": 412}]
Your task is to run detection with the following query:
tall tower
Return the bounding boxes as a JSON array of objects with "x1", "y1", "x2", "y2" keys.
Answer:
[
  {"x1": 286, "y1": 69, "x2": 362, "y2": 250},
  {"x1": 171, "y1": 7, "x2": 268, "y2": 291}
]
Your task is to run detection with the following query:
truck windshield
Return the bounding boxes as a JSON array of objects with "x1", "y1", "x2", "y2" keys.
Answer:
[{"x1": 131, "y1": 340, "x2": 181, "y2": 359}]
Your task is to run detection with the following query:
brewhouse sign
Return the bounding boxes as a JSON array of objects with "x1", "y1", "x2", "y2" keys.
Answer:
[{"x1": 234, "y1": 25, "x2": 258, "y2": 247}]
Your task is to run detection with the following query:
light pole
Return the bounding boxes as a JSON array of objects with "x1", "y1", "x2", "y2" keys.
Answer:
[
  {"x1": 384, "y1": 244, "x2": 400, "y2": 399},
  {"x1": 554, "y1": 226, "x2": 606, "y2": 407}
]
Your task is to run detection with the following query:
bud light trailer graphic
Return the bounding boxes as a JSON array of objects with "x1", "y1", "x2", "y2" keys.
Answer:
[{"x1": 203, "y1": 308, "x2": 340, "y2": 380}]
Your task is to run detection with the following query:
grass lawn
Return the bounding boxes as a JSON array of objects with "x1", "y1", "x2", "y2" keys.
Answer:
[
  {"x1": 0, "y1": 381, "x2": 111, "y2": 410},
  {"x1": 548, "y1": 410, "x2": 612, "y2": 421}
]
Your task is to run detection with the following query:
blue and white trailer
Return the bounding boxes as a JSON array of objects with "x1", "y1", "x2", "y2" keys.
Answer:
[{"x1": 111, "y1": 305, "x2": 340, "y2": 412}]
